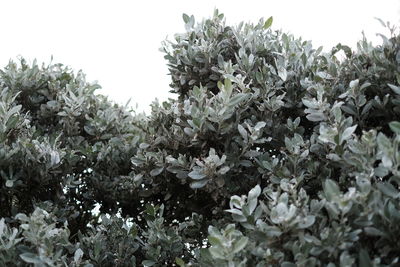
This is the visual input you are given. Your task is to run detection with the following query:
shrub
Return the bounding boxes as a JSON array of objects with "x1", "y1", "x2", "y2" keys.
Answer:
[{"x1": 1, "y1": 10, "x2": 400, "y2": 266}]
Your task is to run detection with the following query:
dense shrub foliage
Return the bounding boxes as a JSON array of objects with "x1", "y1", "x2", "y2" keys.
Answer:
[{"x1": 1, "y1": 10, "x2": 400, "y2": 266}]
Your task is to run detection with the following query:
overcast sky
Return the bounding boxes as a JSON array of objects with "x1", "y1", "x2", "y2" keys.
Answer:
[{"x1": 0, "y1": 0, "x2": 399, "y2": 113}]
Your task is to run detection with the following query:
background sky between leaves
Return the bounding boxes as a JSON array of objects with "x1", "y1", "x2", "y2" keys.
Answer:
[{"x1": 0, "y1": 0, "x2": 399, "y2": 113}]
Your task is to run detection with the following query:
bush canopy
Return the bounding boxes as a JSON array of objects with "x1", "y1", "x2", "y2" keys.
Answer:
[{"x1": 1, "y1": 10, "x2": 400, "y2": 266}]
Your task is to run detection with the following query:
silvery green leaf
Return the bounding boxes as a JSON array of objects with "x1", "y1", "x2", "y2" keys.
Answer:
[
  {"x1": 356, "y1": 176, "x2": 371, "y2": 194},
  {"x1": 254, "y1": 121, "x2": 266, "y2": 131},
  {"x1": 278, "y1": 67, "x2": 287, "y2": 82},
  {"x1": 46, "y1": 100, "x2": 58, "y2": 108},
  {"x1": 20, "y1": 253, "x2": 41, "y2": 264},
  {"x1": 224, "y1": 78, "x2": 233, "y2": 98},
  {"x1": 208, "y1": 225, "x2": 221, "y2": 237},
  {"x1": 324, "y1": 179, "x2": 341, "y2": 201},
  {"x1": 142, "y1": 260, "x2": 156, "y2": 267},
  {"x1": 208, "y1": 236, "x2": 223, "y2": 247},
  {"x1": 341, "y1": 105, "x2": 357, "y2": 116},
  {"x1": 190, "y1": 179, "x2": 208, "y2": 189},
  {"x1": 300, "y1": 149, "x2": 309, "y2": 159},
  {"x1": 209, "y1": 148, "x2": 216, "y2": 156},
  {"x1": 248, "y1": 185, "x2": 261, "y2": 200},
  {"x1": 0, "y1": 218, "x2": 4, "y2": 236},
  {"x1": 271, "y1": 202, "x2": 289, "y2": 224},
  {"x1": 209, "y1": 247, "x2": 225, "y2": 259},
  {"x1": 306, "y1": 112, "x2": 326, "y2": 122},
  {"x1": 238, "y1": 124, "x2": 248, "y2": 142},
  {"x1": 182, "y1": 13, "x2": 190, "y2": 23},
  {"x1": 361, "y1": 101, "x2": 373, "y2": 115},
  {"x1": 230, "y1": 196, "x2": 243, "y2": 210},
  {"x1": 15, "y1": 213, "x2": 29, "y2": 222},
  {"x1": 381, "y1": 155, "x2": 393, "y2": 168},
  {"x1": 357, "y1": 95, "x2": 367, "y2": 106},
  {"x1": 232, "y1": 237, "x2": 248, "y2": 254},
  {"x1": 301, "y1": 98, "x2": 318, "y2": 109},
  {"x1": 7, "y1": 105, "x2": 22, "y2": 118},
  {"x1": 50, "y1": 151, "x2": 60, "y2": 166},
  {"x1": 232, "y1": 213, "x2": 247, "y2": 222},
  {"x1": 263, "y1": 225, "x2": 282, "y2": 237},
  {"x1": 188, "y1": 170, "x2": 207, "y2": 180},
  {"x1": 340, "y1": 125, "x2": 357, "y2": 144},
  {"x1": 184, "y1": 127, "x2": 194, "y2": 136},
  {"x1": 297, "y1": 215, "x2": 316, "y2": 229},
  {"x1": 319, "y1": 124, "x2": 337, "y2": 144},
  {"x1": 84, "y1": 125, "x2": 95, "y2": 135},
  {"x1": 331, "y1": 106, "x2": 342, "y2": 121},
  {"x1": 247, "y1": 197, "x2": 258, "y2": 215},
  {"x1": 316, "y1": 71, "x2": 332, "y2": 80},
  {"x1": 254, "y1": 205, "x2": 263, "y2": 220},
  {"x1": 150, "y1": 167, "x2": 164, "y2": 177},
  {"x1": 139, "y1": 143, "x2": 150, "y2": 149},
  {"x1": 389, "y1": 121, "x2": 400, "y2": 134},
  {"x1": 218, "y1": 166, "x2": 230, "y2": 175},
  {"x1": 388, "y1": 83, "x2": 400, "y2": 94},
  {"x1": 377, "y1": 183, "x2": 399, "y2": 198},
  {"x1": 228, "y1": 93, "x2": 248, "y2": 107},
  {"x1": 349, "y1": 79, "x2": 359, "y2": 88},
  {"x1": 225, "y1": 209, "x2": 243, "y2": 216},
  {"x1": 74, "y1": 248, "x2": 83, "y2": 263}
]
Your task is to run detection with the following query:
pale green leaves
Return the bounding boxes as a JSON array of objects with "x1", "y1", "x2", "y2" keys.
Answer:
[
  {"x1": 302, "y1": 90, "x2": 329, "y2": 122},
  {"x1": 388, "y1": 83, "x2": 400, "y2": 95},
  {"x1": 297, "y1": 215, "x2": 316, "y2": 229},
  {"x1": 207, "y1": 224, "x2": 249, "y2": 261},
  {"x1": 232, "y1": 237, "x2": 249, "y2": 254},
  {"x1": 319, "y1": 120, "x2": 357, "y2": 146},
  {"x1": 389, "y1": 121, "x2": 400, "y2": 134},
  {"x1": 226, "y1": 185, "x2": 263, "y2": 229},
  {"x1": 248, "y1": 184, "x2": 261, "y2": 199},
  {"x1": 270, "y1": 202, "x2": 297, "y2": 224},
  {"x1": 349, "y1": 79, "x2": 359, "y2": 89},
  {"x1": 189, "y1": 179, "x2": 208, "y2": 189},
  {"x1": 188, "y1": 148, "x2": 229, "y2": 189},
  {"x1": 182, "y1": 13, "x2": 195, "y2": 30},
  {"x1": 218, "y1": 78, "x2": 233, "y2": 100},
  {"x1": 323, "y1": 179, "x2": 341, "y2": 202},
  {"x1": 188, "y1": 168, "x2": 207, "y2": 180},
  {"x1": 73, "y1": 248, "x2": 84, "y2": 264},
  {"x1": 263, "y1": 16, "x2": 273, "y2": 29},
  {"x1": 340, "y1": 125, "x2": 357, "y2": 145},
  {"x1": 237, "y1": 121, "x2": 267, "y2": 145},
  {"x1": 377, "y1": 132, "x2": 395, "y2": 168},
  {"x1": 277, "y1": 66, "x2": 287, "y2": 82},
  {"x1": 228, "y1": 93, "x2": 248, "y2": 107},
  {"x1": 377, "y1": 182, "x2": 399, "y2": 199},
  {"x1": 238, "y1": 124, "x2": 247, "y2": 142},
  {"x1": 150, "y1": 167, "x2": 164, "y2": 177}
]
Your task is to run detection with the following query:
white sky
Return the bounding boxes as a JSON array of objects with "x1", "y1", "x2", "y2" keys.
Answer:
[{"x1": 0, "y1": 0, "x2": 399, "y2": 113}]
